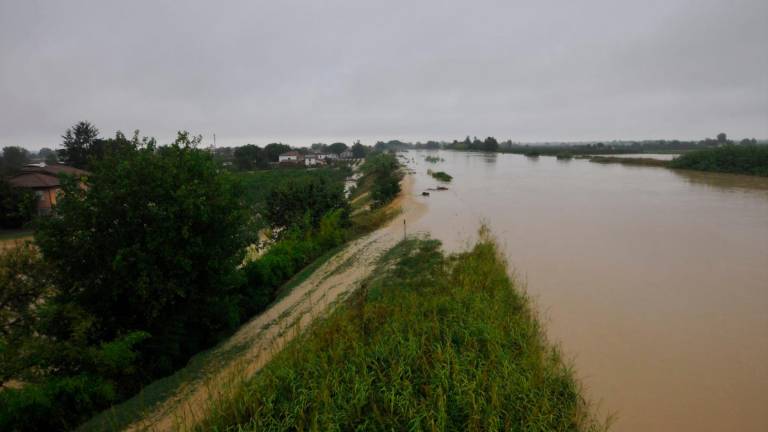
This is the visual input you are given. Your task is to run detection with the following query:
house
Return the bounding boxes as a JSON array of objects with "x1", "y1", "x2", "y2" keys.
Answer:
[
  {"x1": 340, "y1": 150, "x2": 354, "y2": 160},
  {"x1": 304, "y1": 154, "x2": 321, "y2": 166},
  {"x1": 8, "y1": 163, "x2": 89, "y2": 215},
  {"x1": 278, "y1": 151, "x2": 303, "y2": 164}
]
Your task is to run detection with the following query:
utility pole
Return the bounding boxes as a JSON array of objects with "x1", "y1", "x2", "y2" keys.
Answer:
[{"x1": 403, "y1": 219, "x2": 406, "y2": 241}]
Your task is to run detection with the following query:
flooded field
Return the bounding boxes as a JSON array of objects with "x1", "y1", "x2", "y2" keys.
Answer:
[{"x1": 405, "y1": 150, "x2": 768, "y2": 432}]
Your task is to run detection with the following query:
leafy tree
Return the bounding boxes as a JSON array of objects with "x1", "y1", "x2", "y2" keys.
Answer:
[
  {"x1": 361, "y1": 153, "x2": 402, "y2": 207},
  {"x1": 0, "y1": 179, "x2": 36, "y2": 229},
  {"x1": 38, "y1": 147, "x2": 58, "y2": 164},
  {"x1": 328, "y1": 142, "x2": 348, "y2": 155},
  {"x1": 35, "y1": 131, "x2": 253, "y2": 377},
  {"x1": 0, "y1": 242, "x2": 52, "y2": 385},
  {"x1": 264, "y1": 143, "x2": 292, "y2": 162},
  {"x1": 311, "y1": 143, "x2": 328, "y2": 153},
  {"x1": 89, "y1": 130, "x2": 150, "y2": 162},
  {"x1": 716, "y1": 132, "x2": 727, "y2": 144},
  {"x1": 1, "y1": 146, "x2": 30, "y2": 174},
  {"x1": 351, "y1": 141, "x2": 367, "y2": 158},
  {"x1": 234, "y1": 144, "x2": 265, "y2": 170},
  {"x1": 265, "y1": 176, "x2": 349, "y2": 232},
  {"x1": 483, "y1": 136, "x2": 499, "y2": 152},
  {"x1": 59, "y1": 121, "x2": 99, "y2": 168}
]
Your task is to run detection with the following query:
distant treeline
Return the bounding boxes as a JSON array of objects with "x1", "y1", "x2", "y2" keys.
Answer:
[{"x1": 372, "y1": 132, "x2": 765, "y2": 155}]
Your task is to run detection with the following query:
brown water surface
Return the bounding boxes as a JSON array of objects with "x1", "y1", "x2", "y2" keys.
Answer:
[{"x1": 407, "y1": 150, "x2": 768, "y2": 432}]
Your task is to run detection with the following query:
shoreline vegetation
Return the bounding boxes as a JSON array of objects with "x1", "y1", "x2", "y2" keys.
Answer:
[
  {"x1": 580, "y1": 145, "x2": 768, "y2": 177},
  {"x1": 194, "y1": 228, "x2": 604, "y2": 431}
]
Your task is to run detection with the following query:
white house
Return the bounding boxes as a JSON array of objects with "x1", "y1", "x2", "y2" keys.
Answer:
[
  {"x1": 340, "y1": 150, "x2": 354, "y2": 160},
  {"x1": 304, "y1": 154, "x2": 321, "y2": 166},
  {"x1": 278, "y1": 151, "x2": 302, "y2": 163}
]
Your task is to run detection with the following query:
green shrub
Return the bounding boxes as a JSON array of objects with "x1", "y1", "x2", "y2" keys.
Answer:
[
  {"x1": 0, "y1": 375, "x2": 116, "y2": 431},
  {"x1": 0, "y1": 179, "x2": 36, "y2": 229}
]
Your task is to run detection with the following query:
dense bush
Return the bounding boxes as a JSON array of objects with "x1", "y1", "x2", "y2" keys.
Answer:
[
  {"x1": 361, "y1": 152, "x2": 402, "y2": 207},
  {"x1": 670, "y1": 144, "x2": 768, "y2": 176},
  {"x1": 242, "y1": 209, "x2": 347, "y2": 315},
  {"x1": 265, "y1": 174, "x2": 349, "y2": 232},
  {"x1": 0, "y1": 179, "x2": 36, "y2": 229}
]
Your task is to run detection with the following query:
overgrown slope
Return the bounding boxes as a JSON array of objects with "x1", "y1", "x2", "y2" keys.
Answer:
[{"x1": 197, "y1": 228, "x2": 602, "y2": 431}]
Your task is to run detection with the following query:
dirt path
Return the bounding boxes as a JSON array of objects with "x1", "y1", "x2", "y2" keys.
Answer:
[{"x1": 125, "y1": 174, "x2": 425, "y2": 432}]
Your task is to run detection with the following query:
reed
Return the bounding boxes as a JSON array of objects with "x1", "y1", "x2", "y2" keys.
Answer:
[{"x1": 194, "y1": 228, "x2": 604, "y2": 431}]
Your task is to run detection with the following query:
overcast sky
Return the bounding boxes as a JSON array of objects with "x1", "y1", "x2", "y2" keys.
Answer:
[{"x1": 1, "y1": 0, "x2": 766, "y2": 150}]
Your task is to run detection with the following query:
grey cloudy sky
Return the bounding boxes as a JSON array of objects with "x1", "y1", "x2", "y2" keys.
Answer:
[{"x1": 1, "y1": 0, "x2": 766, "y2": 150}]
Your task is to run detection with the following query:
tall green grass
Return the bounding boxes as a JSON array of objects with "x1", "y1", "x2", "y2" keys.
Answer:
[{"x1": 196, "y1": 228, "x2": 602, "y2": 431}]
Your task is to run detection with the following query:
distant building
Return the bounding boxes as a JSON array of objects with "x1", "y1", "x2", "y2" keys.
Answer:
[
  {"x1": 278, "y1": 151, "x2": 303, "y2": 163},
  {"x1": 340, "y1": 150, "x2": 354, "y2": 160},
  {"x1": 8, "y1": 163, "x2": 89, "y2": 215},
  {"x1": 304, "y1": 154, "x2": 321, "y2": 166}
]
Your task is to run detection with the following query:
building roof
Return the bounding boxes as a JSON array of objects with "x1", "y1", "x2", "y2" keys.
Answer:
[
  {"x1": 279, "y1": 151, "x2": 301, "y2": 157},
  {"x1": 8, "y1": 172, "x2": 61, "y2": 189},
  {"x1": 8, "y1": 164, "x2": 89, "y2": 189},
  {"x1": 21, "y1": 163, "x2": 89, "y2": 176}
]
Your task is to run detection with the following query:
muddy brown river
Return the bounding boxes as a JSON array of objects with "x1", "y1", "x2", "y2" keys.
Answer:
[{"x1": 404, "y1": 150, "x2": 768, "y2": 432}]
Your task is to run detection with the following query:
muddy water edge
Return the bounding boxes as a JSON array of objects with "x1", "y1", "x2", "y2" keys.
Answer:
[{"x1": 404, "y1": 149, "x2": 768, "y2": 432}]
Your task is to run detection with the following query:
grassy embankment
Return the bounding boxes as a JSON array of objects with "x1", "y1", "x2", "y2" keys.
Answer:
[
  {"x1": 195, "y1": 228, "x2": 603, "y2": 431},
  {"x1": 428, "y1": 169, "x2": 453, "y2": 182}
]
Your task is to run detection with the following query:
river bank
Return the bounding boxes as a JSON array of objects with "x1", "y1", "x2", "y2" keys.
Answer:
[{"x1": 80, "y1": 174, "x2": 425, "y2": 431}]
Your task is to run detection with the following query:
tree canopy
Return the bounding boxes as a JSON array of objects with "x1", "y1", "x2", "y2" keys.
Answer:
[{"x1": 59, "y1": 121, "x2": 100, "y2": 168}]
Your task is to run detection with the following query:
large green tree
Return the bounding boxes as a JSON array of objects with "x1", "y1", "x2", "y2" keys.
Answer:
[
  {"x1": 263, "y1": 143, "x2": 292, "y2": 162},
  {"x1": 59, "y1": 121, "x2": 99, "y2": 168},
  {"x1": 351, "y1": 141, "x2": 367, "y2": 158},
  {"x1": 233, "y1": 144, "x2": 265, "y2": 170},
  {"x1": 1, "y1": 146, "x2": 30, "y2": 175},
  {"x1": 328, "y1": 142, "x2": 348, "y2": 155},
  {"x1": 35, "y1": 131, "x2": 253, "y2": 376}
]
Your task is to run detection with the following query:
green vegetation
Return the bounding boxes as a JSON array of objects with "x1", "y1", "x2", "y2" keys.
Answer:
[
  {"x1": 0, "y1": 130, "x2": 366, "y2": 431},
  {"x1": 556, "y1": 152, "x2": 573, "y2": 160},
  {"x1": 429, "y1": 169, "x2": 453, "y2": 182},
  {"x1": 0, "y1": 179, "x2": 36, "y2": 229},
  {"x1": 196, "y1": 229, "x2": 601, "y2": 431},
  {"x1": 424, "y1": 155, "x2": 443, "y2": 163},
  {"x1": 360, "y1": 153, "x2": 402, "y2": 208},
  {"x1": 670, "y1": 145, "x2": 768, "y2": 176},
  {"x1": 588, "y1": 156, "x2": 669, "y2": 167}
]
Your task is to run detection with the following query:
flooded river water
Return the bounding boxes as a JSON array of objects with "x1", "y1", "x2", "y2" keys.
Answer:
[{"x1": 404, "y1": 150, "x2": 768, "y2": 432}]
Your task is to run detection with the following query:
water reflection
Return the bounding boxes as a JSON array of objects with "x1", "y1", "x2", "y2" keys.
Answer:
[{"x1": 670, "y1": 168, "x2": 768, "y2": 193}]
